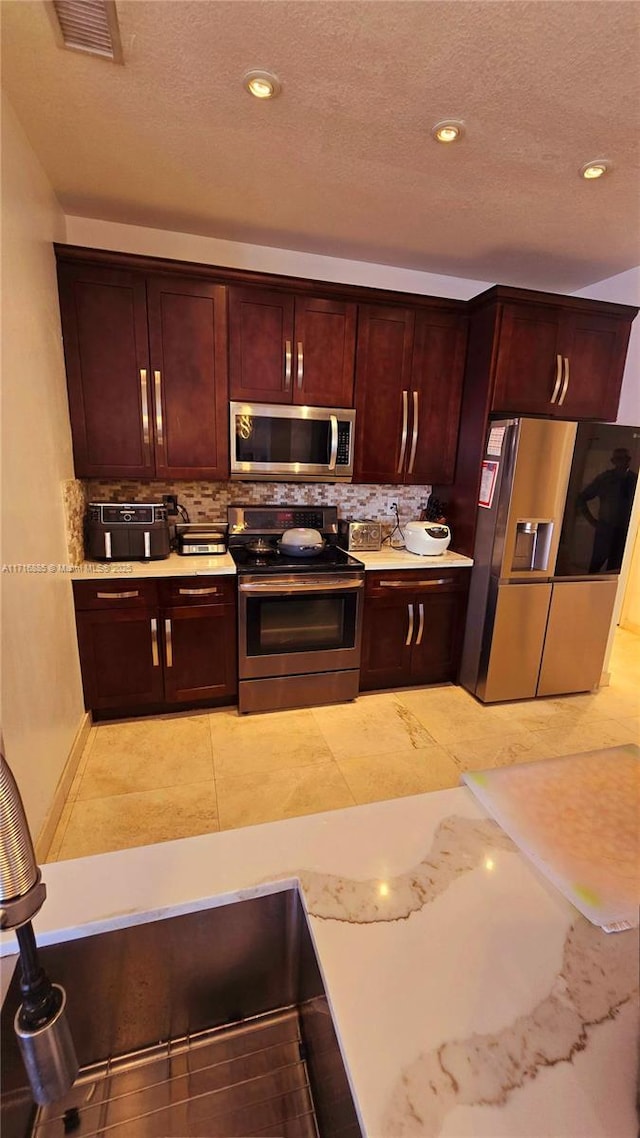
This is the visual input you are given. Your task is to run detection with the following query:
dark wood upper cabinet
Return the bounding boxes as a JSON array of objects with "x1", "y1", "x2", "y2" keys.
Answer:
[
  {"x1": 492, "y1": 302, "x2": 564, "y2": 416},
  {"x1": 490, "y1": 292, "x2": 635, "y2": 421},
  {"x1": 354, "y1": 304, "x2": 467, "y2": 485},
  {"x1": 58, "y1": 262, "x2": 230, "y2": 479},
  {"x1": 407, "y1": 310, "x2": 468, "y2": 485},
  {"x1": 229, "y1": 288, "x2": 356, "y2": 407},
  {"x1": 292, "y1": 297, "x2": 356, "y2": 407},
  {"x1": 228, "y1": 287, "x2": 294, "y2": 404},
  {"x1": 147, "y1": 277, "x2": 228, "y2": 478},
  {"x1": 58, "y1": 263, "x2": 153, "y2": 478},
  {"x1": 353, "y1": 305, "x2": 415, "y2": 484},
  {"x1": 556, "y1": 310, "x2": 632, "y2": 421}
]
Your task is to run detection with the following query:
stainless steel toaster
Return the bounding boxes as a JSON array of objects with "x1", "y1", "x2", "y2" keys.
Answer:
[{"x1": 338, "y1": 520, "x2": 382, "y2": 552}]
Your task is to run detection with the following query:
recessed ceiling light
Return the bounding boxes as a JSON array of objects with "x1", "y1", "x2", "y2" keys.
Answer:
[
  {"x1": 243, "y1": 70, "x2": 281, "y2": 99},
  {"x1": 580, "y1": 160, "x2": 610, "y2": 180},
  {"x1": 432, "y1": 120, "x2": 465, "y2": 144}
]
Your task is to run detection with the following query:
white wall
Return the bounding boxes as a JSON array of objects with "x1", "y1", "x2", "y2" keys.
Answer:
[
  {"x1": 64, "y1": 216, "x2": 493, "y2": 300},
  {"x1": 1, "y1": 92, "x2": 85, "y2": 840}
]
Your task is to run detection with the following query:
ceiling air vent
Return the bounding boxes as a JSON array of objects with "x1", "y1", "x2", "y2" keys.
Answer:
[{"x1": 47, "y1": 0, "x2": 123, "y2": 62}]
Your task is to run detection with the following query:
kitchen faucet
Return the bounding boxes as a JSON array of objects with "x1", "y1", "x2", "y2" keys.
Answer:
[{"x1": 0, "y1": 747, "x2": 78, "y2": 1104}]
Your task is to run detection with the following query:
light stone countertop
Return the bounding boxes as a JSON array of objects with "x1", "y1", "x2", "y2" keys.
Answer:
[
  {"x1": 1, "y1": 787, "x2": 636, "y2": 1137},
  {"x1": 70, "y1": 548, "x2": 472, "y2": 579},
  {"x1": 355, "y1": 547, "x2": 473, "y2": 571}
]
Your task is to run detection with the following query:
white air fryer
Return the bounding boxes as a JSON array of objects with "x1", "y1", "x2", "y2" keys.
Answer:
[{"x1": 404, "y1": 522, "x2": 451, "y2": 556}]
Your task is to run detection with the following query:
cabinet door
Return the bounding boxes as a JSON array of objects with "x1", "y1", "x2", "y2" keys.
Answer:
[
  {"x1": 410, "y1": 589, "x2": 468, "y2": 685},
  {"x1": 147, "y1": 277, "x2": 228, "y2": 478},
  {"x1": 75, "y1": 609, "x2": 164, "y2": 711},
  {"x1": 491, "y1": 302, "x2": 563, "y2": 416},
  {"x1": 360, "y1": 593, "x2": 414, "y2": 691},
  {"x1": 228, "y1": 287, "x2": 295, "y2": 403},
  {"x1": 407, "y1": 310, "x2": 467, "y2": 484},
  {"x1": 162, "y1": 604, "x2": 237, "y2": 704},
  {"x1": 557, "y1": 311, "x2": 633, "y2": 421},
  {"x1": 353, "y1": 305, "x2": 415, "y2": 484},
  {"x1": 293, "y1": 297, "x2": 357, "y2": 407},
  {"x1": 58, "y1": 263, "x2": 153, "y2": 477}
]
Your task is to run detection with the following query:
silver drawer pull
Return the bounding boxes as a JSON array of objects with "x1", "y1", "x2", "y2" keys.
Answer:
[
  {"x1": 416, "y1": 602, "x2": 425, "y2": 645},
  {"x1": 405, "y1": 603, "x2": 414, "y2": 646},
  {"x1": 164, "y1": 618, "x2": 173, "y2": 668},
  {"x1": 150, "y1": 618, "x2": 159, "y2": 667},
  {"x1": 178, "y1": 586, "x2": 220, "y2": 596},
  {"x1": 96, "y1": 590, "x2": 139, "y2": 599},
  {"x1": 379, "y1": 578, "x2": 456, "y2": 589}
]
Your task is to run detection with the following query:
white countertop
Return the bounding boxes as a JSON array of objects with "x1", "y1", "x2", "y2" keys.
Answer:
[
  {"x1": 70, "y1": 548, "x2": 472, "y2": 579},
  {"x1": 356, "y1": 547, "x2": 473, "y2": 571},
  {"x1": 70, "y1": 552, "x2": 237, "y2": 579},
  {"x1": 2, "y1": 787, "x2": 636, "y2": 1137}
]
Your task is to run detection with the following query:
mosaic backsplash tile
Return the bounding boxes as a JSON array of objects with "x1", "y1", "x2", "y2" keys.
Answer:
[
  {"x1": 83, "y1": 479, "x2": 432, "y2": 523},
  {"x1": 61, "y1": 479, "x2": 87, "y2": 565},
  {"x1": 68, "y1": 479, "x2": 433, "y2": 560}
]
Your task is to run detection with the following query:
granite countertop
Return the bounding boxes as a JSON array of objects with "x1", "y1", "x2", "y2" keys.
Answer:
[
  {"x1": 1, "y1": 787, "x2": 636, "y2": 1137},
  {"x1": 71, "y1": 549, "x2": 472, "y2": 579},
  {"x1": 355, "y1": 547, "x2": 473, "y2": 571}
]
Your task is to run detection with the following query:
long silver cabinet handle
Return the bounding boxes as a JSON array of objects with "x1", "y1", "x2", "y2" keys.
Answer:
[
  {"x1": 408, "y1": 390, "x2": 419, "y2": 473},
  {"x1": 379, "y1": 577, "x2": 456, "y2": 589},
  {"x1": 550, "y1": 354, "x2": 563, "y2": 404},
  {"x1": 240, "y1": 579, "x2": 363, "y2": 594},
  {"x1": 154, "y1": 370, "x2": 164, "y2": 446},
  {"x1": 416, "y1": 602, "x2": 425, "y2": 645},
  {"x1": 558, "y1": 357, "x2": 570, "y2": 406},
  {"x1": 178, "y1": 586, "x2": 220, "y2": 596},
  {"x1": 405, "y1": 603, "x2": 414, "y2": 646},
  {"x1": 140, "y1": 369, "x2": 150, "y2": 445},
  {"x1": 284, "y1": 341, "x2": 292, "y2": 389},
  {"x1": 96, "y1": 590, "x2": 139, "y2": 600},
  {"x1": 328, "y1": 414, "x2": 338, "y2": 471},
  {"x1": 164, "y1": 618, "x2": 173, "y2": 668},
  {"x1": 397, "y1": 391, "x2": 409, "y2": 473},
  {"x1": 297, "y1": 342, "x2": 304, "y2": 390},
  {"x1": 150, "y1": 618, "x2": 159, "y2": 667}
]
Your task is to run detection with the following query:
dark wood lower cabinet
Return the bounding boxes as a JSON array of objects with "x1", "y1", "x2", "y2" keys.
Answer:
[
  {"x1": 360, "y1": 569, "x2": 470, "y2": 691},
  {"x1": 75, "y1": 608, "x2": 165, "y2": 711},
  {"x1": 163, "y1": 604, "x2": 237, "y2": 704},
  {"x1": 73, "y1": 577, "x2": 237, "y2": 715}
]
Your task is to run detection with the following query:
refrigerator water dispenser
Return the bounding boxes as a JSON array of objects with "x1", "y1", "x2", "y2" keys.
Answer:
[{"x1": 512, "y1": 520, "x2": 554, "y2": 572}]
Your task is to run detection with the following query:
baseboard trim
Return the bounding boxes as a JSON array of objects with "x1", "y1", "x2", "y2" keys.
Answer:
[{"x1": 35, "y1": 712, "x2": 92, "y2": 863}]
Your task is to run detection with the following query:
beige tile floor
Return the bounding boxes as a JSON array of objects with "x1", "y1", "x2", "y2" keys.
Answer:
[{"x1": 47, "y1": 628, "x2": 640, "y2": 862}]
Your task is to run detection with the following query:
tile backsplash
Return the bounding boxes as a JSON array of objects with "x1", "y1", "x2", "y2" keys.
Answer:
[{"x1": 67, "y1": 479, "x2": 432, "y2": 561}]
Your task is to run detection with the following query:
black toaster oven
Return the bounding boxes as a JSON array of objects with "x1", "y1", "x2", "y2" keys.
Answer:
[{"x1": 85, "y1": 502, "x2": 171, "y2": 561}]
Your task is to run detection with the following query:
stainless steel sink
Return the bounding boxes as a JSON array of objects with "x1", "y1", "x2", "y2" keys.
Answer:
[{"x1": 1, "y1": 888, "x2": 362, "y2": 1138}]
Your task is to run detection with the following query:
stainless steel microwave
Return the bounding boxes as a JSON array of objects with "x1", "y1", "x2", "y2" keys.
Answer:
[{"x1": 230, "y1": 402, "x2": 356, "y2": 482}]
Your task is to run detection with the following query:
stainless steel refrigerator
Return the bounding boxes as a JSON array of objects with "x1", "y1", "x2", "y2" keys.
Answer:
[{"x1": 460, "y1": 417, "x2": 639, "y2": 703}]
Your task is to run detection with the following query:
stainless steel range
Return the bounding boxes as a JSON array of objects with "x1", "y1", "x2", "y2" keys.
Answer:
[{"x1": 228, "y1": 506, "x2": 365, "y2": 714}]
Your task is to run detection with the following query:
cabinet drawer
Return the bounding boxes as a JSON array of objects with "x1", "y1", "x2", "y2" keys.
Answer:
[
  {"x1": 159, "y1": 576, "x2": 236, "y2": 606},
  {"x1": 73, "y1": 578, "x2": 158, "y2": 610},
  {"x1": 365, "y1": 568, "x2": 470, "y2": 597}
]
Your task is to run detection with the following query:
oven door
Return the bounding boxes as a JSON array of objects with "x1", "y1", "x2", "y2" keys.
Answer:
[
  {"x1": 238, "y1": 575, "x2": 364, "y2": 679},
  {"x1": 230, "y1": 402, "x2": 355, "y2": 482}
]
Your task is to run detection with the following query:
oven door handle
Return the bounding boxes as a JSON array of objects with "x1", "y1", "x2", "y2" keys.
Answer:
[
  {"x1": 240, "y1": 578, "x2": 363, "y2": 595},
  {"x1": 328, "y1": 414, "x2": 338, "y2": 471}
]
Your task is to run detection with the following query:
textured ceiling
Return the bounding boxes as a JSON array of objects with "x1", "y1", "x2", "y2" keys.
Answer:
[{"x1": 2, "y1": 0, "x2": 639, "y2": 291}]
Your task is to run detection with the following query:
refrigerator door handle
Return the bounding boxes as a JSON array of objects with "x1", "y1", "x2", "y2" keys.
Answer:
[
  {"x1": 550, "y1": 354, "x2": 563, "y2": 404},
  {"x1": 558, "y1": 357, "x2": 570, "y2": 406}
]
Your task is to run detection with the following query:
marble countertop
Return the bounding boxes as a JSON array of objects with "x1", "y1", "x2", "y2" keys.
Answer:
[
  {"x1": 1, "y1": 787, "x2": 636, "y2": 1137},
  {"x1": 70, "y1": 552, "x2": 237, "y2": 579},
  {"x1": 355, "y1": 547, "x2": 473, "y2": 571},
  {"x1": 71, "y1": 548, "x2": 472, "y2": 579}
]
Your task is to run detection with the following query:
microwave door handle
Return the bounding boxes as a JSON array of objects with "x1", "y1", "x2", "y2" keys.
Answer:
[{"x1": 328, "y1": 414, "x2": 338, "y2": 471}]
